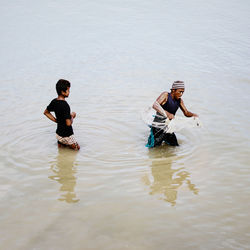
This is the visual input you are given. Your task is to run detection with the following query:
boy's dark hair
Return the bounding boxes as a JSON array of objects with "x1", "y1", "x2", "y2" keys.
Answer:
[{"x1": 56, "y1": 79, "x2": 71, "y2": 95}]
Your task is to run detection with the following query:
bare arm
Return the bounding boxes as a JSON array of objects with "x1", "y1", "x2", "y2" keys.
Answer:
[
  {"x1": 179, "y1": 99, "x2": 198, "y2": 117},
  {"x1": 44, "y1": 109, "x2": 57, "y2": 123},
  {"x1": 152, "y1": 92, "x2": 175, "y2": 119}
]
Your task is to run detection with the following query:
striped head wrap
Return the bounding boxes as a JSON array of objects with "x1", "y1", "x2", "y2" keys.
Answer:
[{"x1": 171, "y1": 81, "x2": 185, "y2": 90}]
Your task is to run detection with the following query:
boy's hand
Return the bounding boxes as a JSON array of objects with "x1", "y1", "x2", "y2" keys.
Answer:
[
  {"x1": 44, "y1": 109, "x2": 57, "y2": 123},
  {"x1": 71, "y1": 112, "x2": 76, "y2": 119}
]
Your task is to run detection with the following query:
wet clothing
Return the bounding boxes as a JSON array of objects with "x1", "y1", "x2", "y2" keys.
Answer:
[
  {"x1": 47, "y1": 99, "x2": 73, "y2": 137},
  {"x1": 56, "y1": 134, "x2": 77, "y2": 146},
  {"x1": 161, "y1": 92, "x2": 180, "y2": 115},
  {"x1": 147, "y1": 93, "x2": 180, "y2": 147},
  {"x1": 147, "y1": 127, "x2": 179, "y2": 147}
]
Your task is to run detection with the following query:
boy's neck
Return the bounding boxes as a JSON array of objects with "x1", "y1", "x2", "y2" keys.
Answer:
[{"x1": 57, "y1": 95, "x2": 66, "y2": 101}]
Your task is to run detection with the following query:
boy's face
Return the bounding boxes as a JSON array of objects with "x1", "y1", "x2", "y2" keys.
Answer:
[{"x1": 62, "y1": 87, "x2": 70, "y2": 98}]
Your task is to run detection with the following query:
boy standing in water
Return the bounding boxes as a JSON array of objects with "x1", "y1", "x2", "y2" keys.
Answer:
[
  {"x1": 147, "y1": 81, "x2": 198, "y2": 147},
  {"x1": 44, "y1": 79, "x2": 80, "y2": 150}
]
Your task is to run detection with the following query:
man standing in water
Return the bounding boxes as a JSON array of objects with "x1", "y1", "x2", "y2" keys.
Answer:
[{"x1": 147, "y1": 81, "x2": 198, "y2": 147}]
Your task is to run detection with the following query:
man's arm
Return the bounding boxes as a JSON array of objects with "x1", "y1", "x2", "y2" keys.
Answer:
[
  {"x1": 44, "y1": 109, "x2": 57, "y2": 123},
  {"x1": 152, "y1": 92, "x2": 174, "y2": 119},
  {"x1": 179, "y1": 99, "x2": 198, "y2": 117}
]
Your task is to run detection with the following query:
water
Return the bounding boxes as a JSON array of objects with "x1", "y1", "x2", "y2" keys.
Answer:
[{"x1": 1, "y1": 0, "x2": 250, "y2": 249}]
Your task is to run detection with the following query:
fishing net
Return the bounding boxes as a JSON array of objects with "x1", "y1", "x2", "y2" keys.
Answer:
[{"x1": 141, "y1": 107, "x2": 202, "y2": 134}]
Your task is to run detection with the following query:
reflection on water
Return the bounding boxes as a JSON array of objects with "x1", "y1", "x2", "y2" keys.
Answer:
[
  {"x1": 49, "y1": 148, "x2": 79, "y2": 203},
  {"x1": 144, "y1": 147, "x2": 199, "y2": 206}
]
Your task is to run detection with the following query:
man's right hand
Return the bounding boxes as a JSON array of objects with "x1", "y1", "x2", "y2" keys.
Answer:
[{"x1": 166, "y1": 112, "x2": 174, "y2": 120}]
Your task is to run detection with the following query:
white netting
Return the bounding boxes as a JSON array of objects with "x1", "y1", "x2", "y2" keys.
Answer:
[{"x1": 141, "y1": 107, "x2": 202, "y2": 133}]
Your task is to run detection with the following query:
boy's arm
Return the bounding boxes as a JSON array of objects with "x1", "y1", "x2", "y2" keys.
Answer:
[
  {"x1": 44, "y1": 109, "x2": 57, "y2": 123},
  {"x1": 179, "y1": 99, "x2": 198, "y2": 117},
  {"x1": 65, "y1": 112, "x2": 76, "y2": 126},
  {"x1": 66, "y1": 119, "x2": 72, "y2": 126}
]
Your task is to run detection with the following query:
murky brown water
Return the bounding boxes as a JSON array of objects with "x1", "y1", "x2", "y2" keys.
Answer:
[{"x1": 1, "y1": 0, "x2": 250, "y2": 249}]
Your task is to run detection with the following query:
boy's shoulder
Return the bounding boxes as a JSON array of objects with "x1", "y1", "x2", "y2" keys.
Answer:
[
  {"x1": 55, "y1": 99, "x2": 70, "y2": 109},
  {"x1": 49, "y1": 98, "x2": 58, "y2": 104},
  {"x1": 50, "y1": 98, "x2": 69, "y2": 104},
  {"x1": 48, "y1": 98, "x2": 69, "y2": 108}
]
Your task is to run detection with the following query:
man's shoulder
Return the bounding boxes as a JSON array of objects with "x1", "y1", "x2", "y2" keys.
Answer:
[
  {"x1": 160, "y1": 91, "x2": 169, "y2": 96},
  {"x1": 160, "y1": 91, "x2": 169, "y2": 98}
]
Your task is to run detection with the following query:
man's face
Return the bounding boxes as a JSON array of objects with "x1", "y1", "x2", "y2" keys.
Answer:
[
  {"x1": 62, "y1": 87, "x2": 70, "y2": 98},
  {"x1": 173, "y1": 88, "x2": 185, "y2": 99}
]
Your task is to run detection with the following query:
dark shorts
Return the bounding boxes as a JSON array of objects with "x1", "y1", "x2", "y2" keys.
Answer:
[{"x1": 146, "y1": 127, "x2": 179, "y2": 147}]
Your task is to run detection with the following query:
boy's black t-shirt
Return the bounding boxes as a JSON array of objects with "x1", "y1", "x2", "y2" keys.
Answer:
[{"x1": 47, "y1": 98, "x2": 73, "y2": 137}]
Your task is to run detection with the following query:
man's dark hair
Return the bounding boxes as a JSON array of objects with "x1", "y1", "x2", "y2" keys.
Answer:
[{"x1": 56, "y1": 79, "x2": 71, "y2": 95}]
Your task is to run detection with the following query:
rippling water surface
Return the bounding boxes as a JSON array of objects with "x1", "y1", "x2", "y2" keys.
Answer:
[{"x1": 1, "y1": 0, "x2": 250, "y2": 249}]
